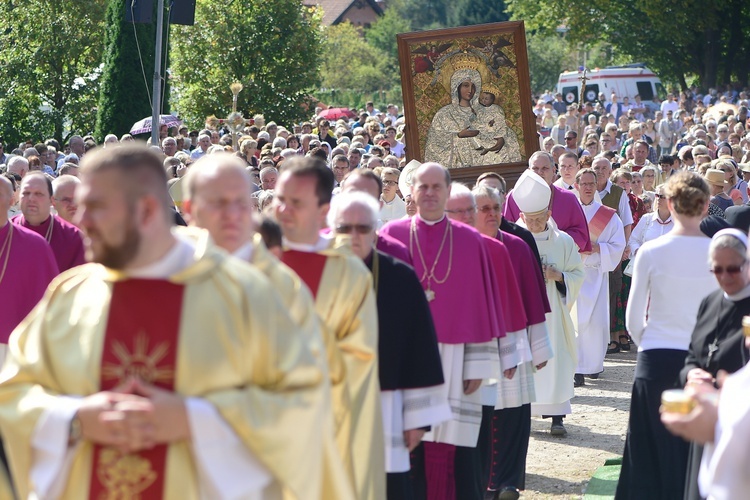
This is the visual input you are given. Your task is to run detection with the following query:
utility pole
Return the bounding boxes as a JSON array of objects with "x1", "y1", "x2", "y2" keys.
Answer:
[{"x1": 150, "y1": 0, "x2": 165, "y2": 146}]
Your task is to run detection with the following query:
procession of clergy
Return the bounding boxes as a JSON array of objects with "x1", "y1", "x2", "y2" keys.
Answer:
[{"x1": 0, "y1": 141, "x2": 634, "y2": 500}]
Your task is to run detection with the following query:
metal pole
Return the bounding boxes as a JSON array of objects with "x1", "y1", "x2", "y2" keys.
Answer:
[{"x1": 150, "y1": 0, "x2": 165, "y2": 146}]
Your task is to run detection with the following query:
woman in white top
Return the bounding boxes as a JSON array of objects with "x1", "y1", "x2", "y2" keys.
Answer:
[
  {"x1": 628, "y1": 184, "x2": 674, "y2": 257},
  {"x1": 549, "y1": 115, "x2": 569, "y2": 145},
  {"x1": 616, "y1": 172, "x2": 720, "y2": 500}
]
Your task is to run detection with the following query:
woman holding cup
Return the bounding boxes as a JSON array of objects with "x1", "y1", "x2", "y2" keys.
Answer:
[
  {"x1": 672, "y1": 229, "x2": 750, "y2": 500},
  {"x1": 616, "y1": 172, "x2": 720, "y2": 499}
]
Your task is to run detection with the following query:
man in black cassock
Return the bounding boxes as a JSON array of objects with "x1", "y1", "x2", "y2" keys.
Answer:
[{"x1": 329, "y1": 190, "x2": 448, "y2": 500}]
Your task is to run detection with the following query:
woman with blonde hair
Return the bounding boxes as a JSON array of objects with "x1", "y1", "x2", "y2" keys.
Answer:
[
  {"x1": 550, "y1": 115, "x2": 569, "y2": 145},
  {"x1": 616, "y1": 172, "x2": 719, "y2": 499}
]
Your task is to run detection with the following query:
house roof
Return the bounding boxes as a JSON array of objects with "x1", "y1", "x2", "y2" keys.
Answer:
[{"x1": 307, "y1": 0, "x2": 384, "y2": 26}]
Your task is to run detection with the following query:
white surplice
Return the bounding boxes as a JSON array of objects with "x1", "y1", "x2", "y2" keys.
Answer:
[
  {"x1": 525, "y1": 220, "x2": 585, "y2": 416},
  {"x1": 573, "y1": 202, "x2": 626, "y2": 374}
]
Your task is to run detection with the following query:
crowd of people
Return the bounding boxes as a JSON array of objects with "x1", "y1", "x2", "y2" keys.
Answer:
[{"x1": 0, "y1": 88, "x2": 748, "y2": 500}]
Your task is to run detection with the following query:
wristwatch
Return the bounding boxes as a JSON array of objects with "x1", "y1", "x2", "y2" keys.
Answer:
[{"x1": 68, "y1": 413, "x2": 82, "y2": 447}]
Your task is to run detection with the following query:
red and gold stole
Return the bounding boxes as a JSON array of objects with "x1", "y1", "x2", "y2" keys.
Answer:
[
  {"x1": 89, "y1": 280, "x2": 185, "y2": 500},
  {"x1": 281, "y1": 250, "x2": 328, "y2": 298},
  {"x1": 588, "y1": 205, "x2": 616, "y2": 242}
]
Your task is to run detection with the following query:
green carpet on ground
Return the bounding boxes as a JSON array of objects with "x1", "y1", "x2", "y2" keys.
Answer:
[{"x1": 583, "y1": 457, "x2": 622, "y2": 499}]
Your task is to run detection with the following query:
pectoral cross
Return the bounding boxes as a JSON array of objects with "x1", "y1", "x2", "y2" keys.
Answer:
[{"x1": 707, "y1": 338, "x2": 719, "y2": 366}]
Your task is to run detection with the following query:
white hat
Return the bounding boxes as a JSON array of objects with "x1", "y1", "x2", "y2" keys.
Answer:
[
  {"x1": 514, "y1": 170, "x2": 551, "y2": 215},
  {"x1": 399, "y1": 159, "x2": 421, "y2": 196}
]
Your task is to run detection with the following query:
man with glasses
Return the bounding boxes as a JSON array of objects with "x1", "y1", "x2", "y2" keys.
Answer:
[
  {"x1": 471, "y1": 182, "x2": 551, "y2": 500},
  {"x1": 563, "y1": 131, "x2": 585, "y2": 156},
  {"x1": 512, "y1": 169, "x2": 584, "y2": 437},
  {"x1": 379, "y1": 167, "x2": 405, "y2": 223},
  {"x1": 600, "y1": 133, "x2": 616, "y2": 152},
  {"x1": 330, "y1": 154, "x2": 349, "y2": 188},
  {"x1": 573, "y1": 168, "x2": 626, "y2": 386},
  {"x1": 445, "y1": 183, "x2": 524, "y2": 498},
  {"x1": 329, "y1": 190, "x2": 447, "y2": 500}
]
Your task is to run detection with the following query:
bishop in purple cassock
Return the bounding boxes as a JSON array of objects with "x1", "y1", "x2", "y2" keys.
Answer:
[
  {"x1": 12, "y1": 173, "x2": 85, "y2": 272},
  {"x1": 0, "y1": 176, "x2": 59, "y2": 354},
  {"x1": 380, "y1": 163, "x2": 505, "y2": 500},
  {"x1": 503, "y1": 151, "x2": 591, "y2": 253}
]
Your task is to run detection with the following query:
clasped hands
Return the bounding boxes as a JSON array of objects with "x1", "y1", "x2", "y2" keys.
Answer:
[{"x1": 75, "y1": 378, "x2": 190, "y2": 454}]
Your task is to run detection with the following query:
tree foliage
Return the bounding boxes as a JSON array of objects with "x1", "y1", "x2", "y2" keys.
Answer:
[
  {"x1": 365, "y1": 2, "x2": 412, "y2": 60},
  {"x1": 95, "y1": 0, "x2": 169, "y2": 141},
  {"x1": 526, "y1": 33, "x2": 574, "y2": 94},
  {"x1": 0, "y1": 0, "x2": 106, "y2": 144},
  {"x1": 507, "y1": 0, "x2": 750, "y2": 88},
  {"x1": 170, "y1": 0, "x2": 323, "y2": 129},
  {"x1": 321, "y1": 22, "x2": 393, "y2": 94}
]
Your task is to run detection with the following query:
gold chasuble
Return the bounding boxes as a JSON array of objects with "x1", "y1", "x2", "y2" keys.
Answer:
[
  {"x1": 0, "y1": 233, "x2": 328, "y2": 499},
  {"x1": 282, "y1": 237, "x2": 385, "y2": 500},
  {"x1": 245, "y1": 234, "x2": 355, "y2": 500}
]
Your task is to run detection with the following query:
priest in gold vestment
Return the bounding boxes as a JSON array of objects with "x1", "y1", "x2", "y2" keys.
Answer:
[
  {"x1": 0, "y1": 145, "x2": 330, "y2": 499},
  {"x1": 182, "y1": 153, "x2": 354, "y2": 499},
  {"x1": 274, "y1": 157, "x2": 385, "y2": 500}
]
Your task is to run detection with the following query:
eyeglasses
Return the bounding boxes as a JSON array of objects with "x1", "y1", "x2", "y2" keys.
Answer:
[
  {"x1": 710, "y1": 264, "x2": 745, "y2": 275},
  {"x1": 336, "y1": 224, "x2": 373, "y2": 234},
  {"x1": 565, "y1": 137, "x2": 576, "y2": 141},
  {"x1": 445, "y1": 207, "x2": 476, "y2": 215},
  {"x1": 382, "y1": 180, "x2": 397, "y2": 186},
  {"x1": 655, "y1": 193, "x2": 667, "y2": 199},
  {"x1": 478, "y1": 204, "x2": 501, "y2": 214}
]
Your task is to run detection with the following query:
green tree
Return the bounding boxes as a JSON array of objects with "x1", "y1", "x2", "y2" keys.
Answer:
[
  {"x1": 170, "y1": 0, "x2": 323, "y2": 128},
  {"x1": 0, "y1": 0, "x2": 106, "y2": 143},
  {"x1": 365, "y1": 3, "x2": 412, "y2": 60},
  {"x1": 508, "y1": 0, "x2": 750, "y2": 88},
  {"x1": 526, "y1": 33, "x2": 574, "y2": 94},
  {"x1": 321, "y1": 22, "x2": 392, "y2": 96},
  {"x1": 95, "y1": 0, "x2": 170, "y2": 141},
  {"x1": 447, "y1": 0, "x2": 509, "y2": 27}
]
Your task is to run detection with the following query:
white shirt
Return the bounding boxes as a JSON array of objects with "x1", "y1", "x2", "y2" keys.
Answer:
[
  {"x1": 629, "y1": 212, "x2": 674, "y2": 256},
  {"x1": 626, "y1": 234, "x2": 719, "y2": 351},
  {"x1": 380, "y1": 194, "x2": 407, "y2": 224},
  {"x1": 699, "y1": 361, "x2": 750, "y2": 499}
]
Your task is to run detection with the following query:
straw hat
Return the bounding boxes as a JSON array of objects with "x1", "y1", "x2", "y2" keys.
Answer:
[{"x1": 704, "y1": 168, "x2": 730, "y2": 187}]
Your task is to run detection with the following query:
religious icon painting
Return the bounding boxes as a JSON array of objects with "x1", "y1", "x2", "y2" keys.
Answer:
[{"x1": 397, "y1": 21, "x2": 538, "y2": 184}]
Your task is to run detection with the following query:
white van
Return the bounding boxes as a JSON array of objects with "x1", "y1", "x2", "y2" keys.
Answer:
[{"x1": 556, "y1": 64, "x2": 666, "y2": 113}]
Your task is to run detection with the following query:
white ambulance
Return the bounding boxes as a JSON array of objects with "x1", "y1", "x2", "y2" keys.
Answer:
[{"x1": 556, "y1": 64, "x2": 665, "y2": 113}]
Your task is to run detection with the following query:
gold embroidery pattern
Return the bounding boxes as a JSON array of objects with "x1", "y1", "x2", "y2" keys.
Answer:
[
  {"x1": 97, "y1": 448, "x2": 157, "y2": 499},
  {"x1": 102, "y1": 332, "x2": 174, "y2": 385}
]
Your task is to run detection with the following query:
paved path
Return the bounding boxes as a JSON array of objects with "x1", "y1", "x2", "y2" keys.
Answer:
[{"x1": 522, "y1": 348, "x2": 638, "y2": 498}]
